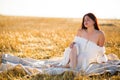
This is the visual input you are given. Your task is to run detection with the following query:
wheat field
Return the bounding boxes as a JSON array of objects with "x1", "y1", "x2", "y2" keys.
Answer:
[{"x1": 0, "y1": 15, "x2": 120, "y2": 80}]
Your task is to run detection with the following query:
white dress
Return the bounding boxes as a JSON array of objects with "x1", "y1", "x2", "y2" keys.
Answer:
[{"x1": 59, "y1": 36, "x2": 108, "y2": 71}]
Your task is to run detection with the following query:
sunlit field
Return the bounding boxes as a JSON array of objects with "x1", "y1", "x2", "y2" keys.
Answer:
[{"x1": 0, "y1": 15, "x2": 120, "y2": 80}]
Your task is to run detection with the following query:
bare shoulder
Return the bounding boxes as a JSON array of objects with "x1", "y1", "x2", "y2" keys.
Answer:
[
  {"x1": 97, "y1": 30, "x2": 105, "y2": 47},
  {"x1": 76, "y1": 29, "x2": 84, "y2": 36},
  {"x1": 97, "y1": 30, "x2": 105, "y2": 38}
]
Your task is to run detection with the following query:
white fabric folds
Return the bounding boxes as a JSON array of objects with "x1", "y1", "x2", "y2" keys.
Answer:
[{"x1": 0, "y1": 53, "x2": 120, "y2": 76}]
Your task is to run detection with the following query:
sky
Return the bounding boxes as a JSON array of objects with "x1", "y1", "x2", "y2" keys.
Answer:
[{"x1": 0, "y1": 0, "x2": 120, "y2": 19}]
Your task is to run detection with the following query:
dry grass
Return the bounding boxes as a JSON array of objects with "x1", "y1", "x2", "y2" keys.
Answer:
[{"x1": 0, "y1": 15, "x2": 120, "y2": 80}]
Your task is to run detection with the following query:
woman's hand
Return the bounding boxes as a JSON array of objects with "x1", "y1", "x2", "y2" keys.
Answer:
[{"x1": 70, "y1": 42, "x2": 76, "y2": 48}]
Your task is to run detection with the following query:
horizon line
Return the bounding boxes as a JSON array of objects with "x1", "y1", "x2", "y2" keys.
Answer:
[{"x1": 0, "y1": 14, "x2": 120, "y2": 20}]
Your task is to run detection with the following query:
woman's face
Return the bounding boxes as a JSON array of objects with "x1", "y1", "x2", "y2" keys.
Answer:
[{"x1": 84, "y1": 16, "x2": 95, "y2": 28}]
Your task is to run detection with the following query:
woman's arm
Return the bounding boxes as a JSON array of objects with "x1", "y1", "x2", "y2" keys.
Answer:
[
  {"x1": 98, "y1": 31, "x2": 105, "y2": 47},
  {"x1": 97, "y1": 31, "x2": 108, "y2": 63}
]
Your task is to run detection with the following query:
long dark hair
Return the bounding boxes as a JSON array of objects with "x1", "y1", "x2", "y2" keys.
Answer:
[{"x1": 81, "y1": 13, "x2": 100, "y2": 30}]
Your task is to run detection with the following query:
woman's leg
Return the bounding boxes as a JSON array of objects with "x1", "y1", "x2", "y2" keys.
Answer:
[
  {"x1": 49, "y1": 46, "x2": 77, "y2": 68},
  {"x1": 69, "y1": 46, "x2": 77, "y2": 69}
]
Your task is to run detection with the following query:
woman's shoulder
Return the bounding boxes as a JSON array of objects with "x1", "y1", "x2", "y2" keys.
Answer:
[
  {"x1": 96, "y1": 30, "x2": 105, "y2": 37},
  {"x1": 96, "y1": 30, "x2": 105, "y2": 47},
  {"x1": 76, "y1": 29, "x2": 84, "y2": 36},
  {"x1": 77, "y1": 29, "x2": 83, "y2": 32}
]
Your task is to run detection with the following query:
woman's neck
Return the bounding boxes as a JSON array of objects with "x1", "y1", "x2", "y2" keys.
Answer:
[{"x1": 86, "y1": 27, "x2": 96, "y2": 34}]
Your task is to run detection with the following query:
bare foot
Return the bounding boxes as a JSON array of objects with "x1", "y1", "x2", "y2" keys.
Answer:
[{"x1": 61, "y1": 64, "x2": 70, "y2": 68}]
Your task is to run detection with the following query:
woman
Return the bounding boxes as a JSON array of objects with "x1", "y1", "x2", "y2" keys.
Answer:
[{"x1": 58, "y1": 13, "x2": 108, "y2": 71}]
